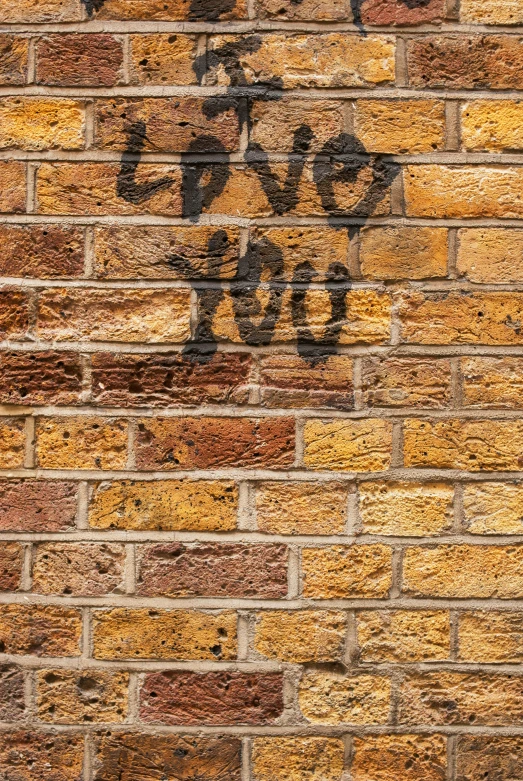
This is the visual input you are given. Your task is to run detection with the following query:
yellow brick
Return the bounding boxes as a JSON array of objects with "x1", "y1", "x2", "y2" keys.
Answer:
[
  {"x1": 254, "y1": 611, "x2": 347, "y2": 662},
  {"x1": 0, "y1": 604, "x2": 82, "y2": 657},
  {"x1": 299, "y1": 672, "x2": 391, "y2": 725},
  {"x1": 352, "y1": 735, "x2": 447, "y2": 781},
  {"x1": 362, "y1": 357, "x2": 452, "y2": 408},
  {"x1": 97, "y1": 0, "x2": 246, "y2": 19},
  {"x1": 458, "y1": 228, "x2": 523, "y2": 282},
  {"x1": 32, "y1": 542, "x2": 125, "y2": 596},
  {"x1": 93, "y1": 608, "x2": 237, "y2": 660},
  {"x1": 403, "y1": 544, "x2": 523, "y2": 598},
  {"x1": 302, "y1": 544, "x2": 392, "y2": 598},
  {"x1": 252, "y1": 227, "x2": 349, "y2": 281},
  {"x1": 0, "y1": 98, "x2": 84, "y2": 150},
  {"x1": 463, "y1": 482, "x2": 523, "y2": 534},
  {"x1": 462, "y1": 101, "x2": 523, "y2": 151},
  {"x1": 89, "y1": 480, "x2": 238, "y2": 531},
  {"x1": 404, "y1": 419, "x2": 523, "y2": 471},
  {"x1": 130, "y1": 34, "x2": 199, "y2": 85},
  {"x1": 461, "y1": 0, "x2": 523, "y2": 24},
  {"x1": 36, "y1": 417, "x2": 127, "y2": 470},
  {"x1": 0, "y1": 418, "x2": 25, "y2": 468},
  {"x1": 360, "y1": 226, "x2": 448, "y2": 280},
  {"x1": 0, "y1": 0, "x2": 81, "y2": 22},
  {"x1": 255, "y1": 481, "x2": 349, "y2": 535},
  {"x1": 37, "y1": 669, "x2": 128, "y2": 723},
  {"x1": 303, "y1": 419, "x2": 392, "y2": 472},
  {"x1": 459, "y1": 611, "x2": 523, "y2": 662},
  {"x1": 252, "y1": 737, "x2": 345, "y2": 781},
  {"x1": 357, "y1": 610, "x2": 450, "y2": 662},
  {"x1": 355, "y1": 100, "x2": 445, "y2": 153},
  {"x1": 250, "y1": 99, "x2": 345, "y2": 153},
  {"x1": 462, "y1": 357, "x2": 523, "y2": 408},
  {"x1": 359, "y1": 482, "x2": 453, "y2": 536}
]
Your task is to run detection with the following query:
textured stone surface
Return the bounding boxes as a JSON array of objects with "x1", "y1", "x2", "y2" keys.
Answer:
[
  {"x1": 36, "y1": 417, "x2": 128, "y2": 470},
  {"x1": 0, "y1": 98, "x2": 84, "y2": 151},
  {"x1": 462, "y1": 357, "x2": 523, "y2": 408},
  {"x1": 458, "y1": 228, "x2": 523, "y2": 282},
  {"x1": 37, "y1": 669, "x2": 128, "y2": 723},
  {"x1": 259, "y1": 355, "x2": 353, "y2": 410},
  {"x1": 36, "y1": 35, "x2": 124, "y2": 87},
  {"x1": 94, "y1": 0, "x2": 247, "y2": 20},
  {"x1": 0, "y1": 604, "x2": 82, "y2": 656},
  {"x1": 302, "y1": 545, "x2": 392, "y2": 598},
  {"x1": 462, "y1": 100, "x2": 523, "y2": 152},
  {"x1": 461, "y1": 0, "x2": 523, "y2": 24},
  {"x1": 0, "y1": 418, "x2": 26, "y2": 469},
  {"x1": 362, "y1": 358, "x2": 451, "y2": 408},
  {"x1": 256, "y1": 481, "x2": 349, "y2": 535},
  {"x1": 0, "y1": 163, "x2": 26, "y2": 212},
  {"x1": 0, "y1": 351, "x2": 82, "y2": 405},
  {"x1": 463, "y1": 482, "x2": 523, "y2": 534},
  {"x1": 0, "y1": 665, "x2": 25, "y2": 720},
  {"x1": 355, "y1": 100, "x2": 445, "y2": 154},
  {"x1": 0, "y1": 0, "x2": 81, "y2": 22},
  {"x1": 0, "y1": 224, "x2": 84, "y2": 278},
  {"x1": 361, "y1": 0, "x2": 445, "y2": 25},
  {"x1": 0, "y1": 291, "x2": 29, "y2": 340},
  {"x1": 0, "y1": 732, "x2": 84, "y2": 781},
  {"x1": 129, "y1": 34, "x2": 199, "y2": 85},
  {"x1": 456, "y1": 736, "x2": 523, "y2": 781},
  {"x1": 255, "y1": 0, "x2": 350, "y2": 20},
  {"x1": 360, "y1": 226, "x2": 448, "y2": 280},
  {"x1": 0, "y1": 543, "x2": 23, "y2": 591},
  {"x1": 250, "y1": 100, "x2": 344, "y2": 153},
  {"x1": 33, "y1": 542, "x2": 125, "y2": 596},
  {"x1": 299, "y1": 672, "x2": 391, "y2": 725},
  {"x1": 252, "y1": 737, "x2": 345, "y2": 781},
  {"x1": 357, "y1": 610, "x2": 450, "y2": 662},
  {"x1": 254, "y1": 611, "x2": 347, "y2": 662},
  {"x1": 459, "y1": 610, "x2": 523, "y2": 662},
  {"x1": 303, "y1": 419, "x2": 392, "y2": 471},
  {"x1": 352, "y1": 735, "x2": 447, "y2": 781},
  {"x1": 0, "y1": 35, "x2": 28, "y2": 86},
  {"x1": 358, "y1": 482, "x2": 453, "y2": 536},
  {"x1": 0, "y1": 480, "x2": 77, "y2": 532}
]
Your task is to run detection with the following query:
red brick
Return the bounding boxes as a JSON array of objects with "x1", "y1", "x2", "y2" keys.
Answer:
[
  {"x1": 0, "y1": 604, "x2": 82, "y2": 657},
  {"x1": 259, "y1": 354, "x2": 354, "y2": 410},
  {"x1": 0, "y1": 731, "x2": 84, "y2": 781},
  {"x1": 0, "y1": 225, "x2": 84, "y2": 278},
  {"x1": 0, "y1": 543, "x2": 23, "y2": 591},
  {"x1": 0, "y1": 480, "x2": 77, "y2": 532},
  {"x1": 0, "y1": 290, "x2": 29, "y2": 340},
  {"x1": 36, "y1": 35, "x2": 124, "y2": 87},
  {"x1": 137, "y1": 542, "x2": 288, "y2": 598},
  {"x1": 140, "y1": 671, "x2": 284, "y2": 725},
  {"x1": 360, "y1": 0, "x2": 445, "y2": 25},
  {"x1": 0, "y1": 352, "x2": 82, "y2": 406},
  {"x1": 0, "y1": 665, "x2": 25, "y2": 720},
  {"x1": 0, "y1": 35, "x2": 28, "y2": 86}
]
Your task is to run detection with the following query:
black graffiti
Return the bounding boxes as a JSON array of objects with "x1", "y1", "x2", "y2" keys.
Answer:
[
  {"x1": 80, "y1": 0, "x2": 106, "y2": 15},
  {"x1": 82, "y1": 0, "x2": 243, "y2": 19},
  {"x1": 116, "y1": 121, "x2": 175, "y2": 205}
]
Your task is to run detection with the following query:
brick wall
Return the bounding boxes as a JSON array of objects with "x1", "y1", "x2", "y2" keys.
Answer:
[{"x1": 0, "y1": 0, "x2": 523, "y2": 779}]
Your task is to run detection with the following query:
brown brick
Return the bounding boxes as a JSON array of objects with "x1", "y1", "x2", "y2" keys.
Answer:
[
  {"x1": 207, "y1": 34, "x2": 395, "y2": 88},
  {"x1": 0, "y1": 290, "x2": 29, "y2": 340},
  {"x1": 251, "y1": 226, "x2": 350, "y2": 282},
  {"x1": 0, "y1": 352, "x2": 82, "y2": 406},
  {"x1": 0, "y1": 225, "x2": 84, "y2": 278},
  {"x1": 37, "y1": 34, "x2": 124, "y2": 87},
  {"x1": 459, "y1": 610, "x2": 523, "y2": 662},
  {"x1": 462, "y1": 100, "x2": 523, "y2": 152},
  {"x1": 0, "y1": 665, "x2": 25, "y2": 720},
  {"x1": 135, "y1": 416, "x2": 295, "y2": 470},
  {"x1": 359, "y1": 482, "x2": 453, "y2": 536},
  {"x1": 140, "y1": 671, "x2": 284, "y2": 725},
  {"x1": 36, "y1": 417, "x2": 127, "y2": 470},
  {"x1": 0, "y1": 732, "x2": 84, "y2": 781},
  {"x1": 37, "y1": 669, "x2": 128, "y2": 723},
  {"x1": 94, "y1": 225, "x2": 239, "y2": 280},
  {"x1": 357, "y1": 610, "x2": 450, "y2": 662},
  {"x1": 0, "y1": 543, "x2": 23, "y2": 591},
  {"x1": 299, "y1": 672, "x2": 391, "y2": 725},
  {"x1": 302, "y1": 544, "x2": 392, "y2": 598},
  {"x1": 252, "y1": 737, "x2": 345, "y2": 781},
  {"x1": 94, "y1": 0, "x2": 246, "y2": 19},
  {"x1": 137, "y1": 542, "x2": 288, "y2": 598},
  {"x1": 38, "y1": 289, "x2": 191, "y2": 343},
  {"x1": 93, "y1": 608, "x2": 237, "y2": 660},
  {"x1": 256, "y1": 481, "x2": 349, "y2": 535},
  {"x1": 361, "y1": 0, "x2": 445, "y2": 25},
  {"x1": 37, "y1": 163, "x2": 182, "y2": 217},
  {"x1": 457, "y1": 736, "x2": 523, "y2": 781},
  {"x1": 89, "y1": 479, "x2": 238, "y2": 531},
  {"x1": 362, "y1": 358, "x2": 451, "y2": 408},
  {"x1": 0, "y1": 98, "x2": 84, "y2": 151},
  {"x1": 462, "y1": 357, "x2": 523, "y2": 408},
  {"x1": 94, "y1": 733, "x2": 242, "y2": 781},
  {"x1": 458, "y1": 228, "x2": 523, "y2": 283},
  {"x1": 355, "y1": 100, "x2": 445, "y2": 154},
  {"x1": 399, "y1": 672, "x2": 523, "y2": 726},
  {"x1": 463, "y1": 482, "x2": 523, "y2": 534},
  {"x1": 249, "y1": 99, "x2": 345, "y2": 153},
  {"x1": 360, "y1": 227, "x2": 448, "y2": 280},
  {"x1": 254, "y1": 610, "x2": 347, "y2": 662},
  {"x1": 0, "y1": 418, "x2": 26, "y2": 469},
  {"x1": 91, "y1": 352, "x2": 252, "y2": 407},
  {"x1": 0, "y1": 480, "x2": 77, "y2": 532},
  {"x1": 259, "y1": 355, "x2": 354, "y2": 410},
  {"x1": 0, "y1": 0, "x2": 81, "y2": 22},
  {"x1": 130, "y1": 34, "x2": 199, "y2": 85},
  {"x1": 352, "y1": 735, "x2": 447, "y2": 781},
  {"x1": 0, "y1": 163, "x2": 26, "y2": 213},
  {"x1": 461, "y1": 0, "x2": 523, "y2": 25},
  {"x1": 0, "y1": 604, "x2": 82, "y2": 657},
  {"x1": 403, "y1": 544, "x2": 523, "y2": 598},
  {"x1": 400, "y1": 292, "x2": 523, "y2": 345},
  {"x1": 303, "y1": 419, "x2": 392, "y2": 472},
  {"x1": 407, "y1": 35, "x2": 523, "y2": 89},
  {"x1": 33, "y1": 542, "x2": 125, "y2": 596},
  {"x1": 255, "y1": 0, "x2": 350, "y2": 20},
  {"x1": 0, "y1": 35, "x2": 28, "y2": 86}
]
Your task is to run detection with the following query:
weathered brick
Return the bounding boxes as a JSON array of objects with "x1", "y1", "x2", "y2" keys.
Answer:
[
  {"x1": 458, "y1": 228, "x2": 523, "y2": 282},
  {"x1": 360, "y1": 0, "x2": 446, "y2": 25},
  {"x1": 0, "y1": 0, "x2": 81, "y2": 22},
  {"x1": 94, "y1": 225, "x2": 239, "y2": 279},
  {"x1": 252, "y1": 737, "x2": 345, "y2": 781},
  {"x1": 403, "y1": 544, "x2": 523, "y2": 598},
  {"x1": 93, "y1": 0, "x2": 247, "y2": 19},
  {"x1": 358, "y1": 482, "x2": 453, "y2": 536},
  {"x1": 303, "y1": 419, "x2": 392, "y2": 472},
  {"x1": 0, "y1": 290, "x2": 29, "y2": 340},
  {"x1": 135, "y1": 416, "x2": 295, "y2": 470},
  {"x1": 207, "y1": 34, "x2": 395, "y2": 88},
  {"x1": 405, "y1": 166, "x2": 523, "y2": 218},
  {"x1": 459, "y1": 610, "x2": 523, "y2": 662},
  {"x1": 0, "y1": 35, "x2": 28, "y2": 86},
  {"x1": 360, "y1": 227, "x2": 448, "y2": 280},
  {"x1": 255, "y1": 0, "x2": 350, "y2": 20},
  {"x1": 36, "y1": 417, "x2": 127, "y2": 470},
  {"x1": 0, "y1": 351, "x2": 82, "y2": 406},
  {"x1": 404, "y1": 419, "x2": 523, "y2": 471},
  {"x1": 357, "y1": 610, "x2": 450, "y2": 662},
  {"x1": 256, "y1": 481, "x2": 349, "y2": 535},
  {"x1": 0, "y1": 604, "x2": 81, "y2": 657},
  {"x1": 33, "y1": 542, "x2": 125, "y2": 597},
  {"x1": 462, "y1": 100, "x2": 523, "y2": 152},
  {"x1": 140, "y1": 671, "x2": 284, "y2": 725},
  {"x1": 0, "y1": 732, "x2": 84, "y2": 781},
  {"x1": 137, "y1": 543, "x2": 288, "y2": 598},
  {"x1": 302, "y1": 544, "x2": 392, "y2": 598},
  {"x1": 91, "y1": 352, "x2": 252, "y2": 407},
  {"x1": 130, "y1": 34, "x2": 199, "y2": 85},
  {"x1": 251, "y1": 226, "x2": 350, "y2": 281},
  {"x1": 89, "y1": 479, "x2": 238, "y2": 531},
  {"x1": 355, "y1": 100, "x2": 445, "y2": 154},
  {"x1": 463, "y1": 482, "x2": 523, "y2": 534},
  {"x1": 399, "y1": 672, "x2": 523, "y2": 725},
  {"x1": 259, "y1": 355, "x2": 354, "y2": 410},
  {"x1": 0, "y1": 543, "x2": 23, "y2": 591},
  {"x1": 362, "y1": 358, "x2": 452, "y2": 408},
  {"x1": 0, "y1": 163, "x2": 26, "y2": 213},
  {"x1": 456, "y1": 736, "x2": 523, "y2": 781},
  {"x1": 0, "y1": 480, "x2": 77, "y2": 532},
  {"x1": 254, "y1": 610, "x2": 346, "y2": 662},
  {"x1": 407, "y1": 35, "x2": 523, "y2": 89},
  {"x1": 37, "y1": 289, "x2": 191, "y2": 343},
  {"x1": 93, "y1": 608, "x2": 237, "y2": 660},
  {"x1": 299, "y1": 672, "x2": 391, "y2": 725},
  {"x1": 0, "y1": 225, "x2": 84, "y2": 278},
  {"x1": 461, "y1": 0, "x2": 523, "y2": 25},
  {"x1": 0, "y1": 98, "x2": 84, "y2": 151},
  {"x1": 0, "y1": 665, "x2": 25, "y2": 720},
  {"x1": 94, "y1": 733, "x2": 242, "y2": 781},
  {"x1": 37, "y1": 669, "x2": 128, "y2": 723},
  {"x1": 462, "y1": 357, "x2": 523, "y2": 408},
  {"x1": 249, "y1": 99, "x2": 344, "y2": 153},
  {"x1": 351, "y1": 735, "x2": 447, "y2": 781},
  {"x1": 36, "y1": 35, "x2": 124, "y2": 87},
  {"x1": 0, "y1": 418, "x2": 26, "y2": 469}
]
